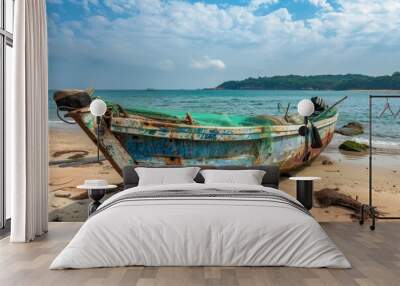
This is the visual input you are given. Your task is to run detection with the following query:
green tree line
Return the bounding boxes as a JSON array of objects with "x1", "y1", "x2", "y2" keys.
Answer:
[{"x1": 216, "y1": 72, "x2": 400, "y2": 90}]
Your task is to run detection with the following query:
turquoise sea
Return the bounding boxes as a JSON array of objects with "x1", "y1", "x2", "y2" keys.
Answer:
[{"x1": 48, "y1": 89, "x2": 400, "y2": 148}]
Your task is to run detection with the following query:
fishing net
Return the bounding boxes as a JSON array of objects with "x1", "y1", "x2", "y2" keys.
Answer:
[{"x1": 118, "y1": 106, "x2": 337, "y2": 127}]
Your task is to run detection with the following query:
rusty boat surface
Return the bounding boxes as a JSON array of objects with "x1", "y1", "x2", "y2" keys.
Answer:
[{"x1": 55, "y1": 90, "x2": 339, "y2": 176}]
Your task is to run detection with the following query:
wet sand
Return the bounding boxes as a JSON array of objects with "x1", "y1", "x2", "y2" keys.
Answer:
[{"x1": 48, "y1": 123, "x2": 400, "y2": 222}]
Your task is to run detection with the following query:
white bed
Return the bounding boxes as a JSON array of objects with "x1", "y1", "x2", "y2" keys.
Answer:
[{"x1": 50, "y1": 183, "x2": 351, "y2": 269}]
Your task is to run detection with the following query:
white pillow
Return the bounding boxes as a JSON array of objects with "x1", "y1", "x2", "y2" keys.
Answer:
[
  {"x1": 200, "y1": 169, "x2": 266, "y2": 185},
  {"x1": 135, "y1": 167, "x2": 201, "y2": 186}
]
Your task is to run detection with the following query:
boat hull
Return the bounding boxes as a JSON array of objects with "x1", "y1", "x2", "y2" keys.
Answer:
[{"x1": 69, "y1": 110, "x2": 337, "y2": 175}]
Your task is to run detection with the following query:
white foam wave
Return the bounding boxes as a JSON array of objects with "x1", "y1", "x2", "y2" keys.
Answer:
[{"x1": 354, "y1": 137, "x2": 400, "y2": 149}]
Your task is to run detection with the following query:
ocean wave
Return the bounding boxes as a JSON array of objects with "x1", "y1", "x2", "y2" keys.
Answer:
[
  {"x1": 331, "y1": 134, "x2": 400, "y2": 150},
  {"x1": 354, "y1": 138, "x2": 400, "y2": 149},
  {"x1": 48, "y1": 120, "x2": 72, "y2": 128}
]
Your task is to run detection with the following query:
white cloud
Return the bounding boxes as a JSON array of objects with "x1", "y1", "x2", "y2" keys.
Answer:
[
  {"x1": 48, "y1": 0, "x2": 400, "y2": 88},
  {"x1": 157, "y1": 59, "x2": 175, "y2": 71},
  {"x1": 190, "y1": 56, "x2": 226, "y2": 71},
  {"x1": 79, "y1": 0, "x2": 100, "y2": 11},
  {"x1": 249, "y1": 0, "x2": 279, "y2": 10},
  {"x1": 307, "y1": 0, "x2": 332, "y2": 11},
  {"x1": 103, "y1": 0, "x2": 162, "y2": 14}
]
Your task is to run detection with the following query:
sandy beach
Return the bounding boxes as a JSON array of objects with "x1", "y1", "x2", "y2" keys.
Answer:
[{"x1": 48, "y1": 123, "x2": 400, "y2": 222}]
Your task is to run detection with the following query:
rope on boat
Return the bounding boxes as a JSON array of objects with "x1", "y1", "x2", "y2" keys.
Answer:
[{"x1": 56, "y1": 106, "x2": 77, "y2": 124}]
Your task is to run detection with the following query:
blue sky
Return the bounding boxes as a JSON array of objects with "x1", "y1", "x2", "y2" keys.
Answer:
[{"x1": 47, "y1": 0, "x2": 400, "y2": 89}]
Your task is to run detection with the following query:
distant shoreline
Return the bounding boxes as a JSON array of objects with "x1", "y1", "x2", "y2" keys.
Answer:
[{"x1": 215, "y1": 73, "x2": 400, "y2": 91}]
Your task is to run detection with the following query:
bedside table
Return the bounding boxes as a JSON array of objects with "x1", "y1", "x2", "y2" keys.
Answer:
[
  {"x1": 77, "y1": 181, "x2": 117, "y2": 216},
  {"x1": 289, "y1": 177, "x2": 321, "y2": 210}
]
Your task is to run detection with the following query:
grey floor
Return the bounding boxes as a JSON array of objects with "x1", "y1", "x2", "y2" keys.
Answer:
[{"x1": 0, "y1": 222, "x2": 399, "y2": 286}]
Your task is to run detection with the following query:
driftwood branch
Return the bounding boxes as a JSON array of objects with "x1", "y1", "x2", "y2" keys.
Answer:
[
  {"x1": 49, "y1": 156, "x2": 106, "y2": 168},
  {"x1": 315, "y1": 188, "x2": 379, "y2": 219}
]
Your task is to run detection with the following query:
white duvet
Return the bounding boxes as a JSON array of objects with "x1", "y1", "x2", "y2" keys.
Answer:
[{"x1": 50, "y1": 183, "x2": 351, "y2": 269}]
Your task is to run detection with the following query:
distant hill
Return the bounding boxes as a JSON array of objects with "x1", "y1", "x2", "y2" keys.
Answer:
[{"x1": 215, "y1": 72, "x2": 400, "y2": 90}]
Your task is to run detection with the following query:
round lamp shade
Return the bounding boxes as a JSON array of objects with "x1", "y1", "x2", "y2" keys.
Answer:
[
  {"x1": 90, "y1": 99, "x2": 107, "y2": 116},
  {"x1": 297, "y1": 99, "x2": 315, "y2": 117}
]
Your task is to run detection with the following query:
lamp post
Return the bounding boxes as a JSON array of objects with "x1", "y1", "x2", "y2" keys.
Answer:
[
  {"x1": 89, "y1": 99, "x2": 107, "y2": 161},
  {"x1": 297, "y1": 99, "x2": 315, "y2": 162}
]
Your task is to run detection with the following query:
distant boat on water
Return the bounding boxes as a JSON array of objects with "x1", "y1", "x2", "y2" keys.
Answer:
[{"x1": 53, "y1": 89, "x2": 340, "y2": 175}]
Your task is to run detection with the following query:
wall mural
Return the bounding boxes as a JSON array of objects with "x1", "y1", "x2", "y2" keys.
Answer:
[{"x1": 47, "y1": 1, "x2": 400, "y2": 223}]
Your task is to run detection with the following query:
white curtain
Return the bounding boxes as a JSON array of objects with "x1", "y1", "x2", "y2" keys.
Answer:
[{"x1": 8, "y1": 0, "x2": 48, "y2": 242}]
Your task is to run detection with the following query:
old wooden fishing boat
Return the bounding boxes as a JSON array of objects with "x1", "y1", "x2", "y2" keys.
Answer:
[{"x1": 54, "y1": 90, "x2": 340, "y2": 176}]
